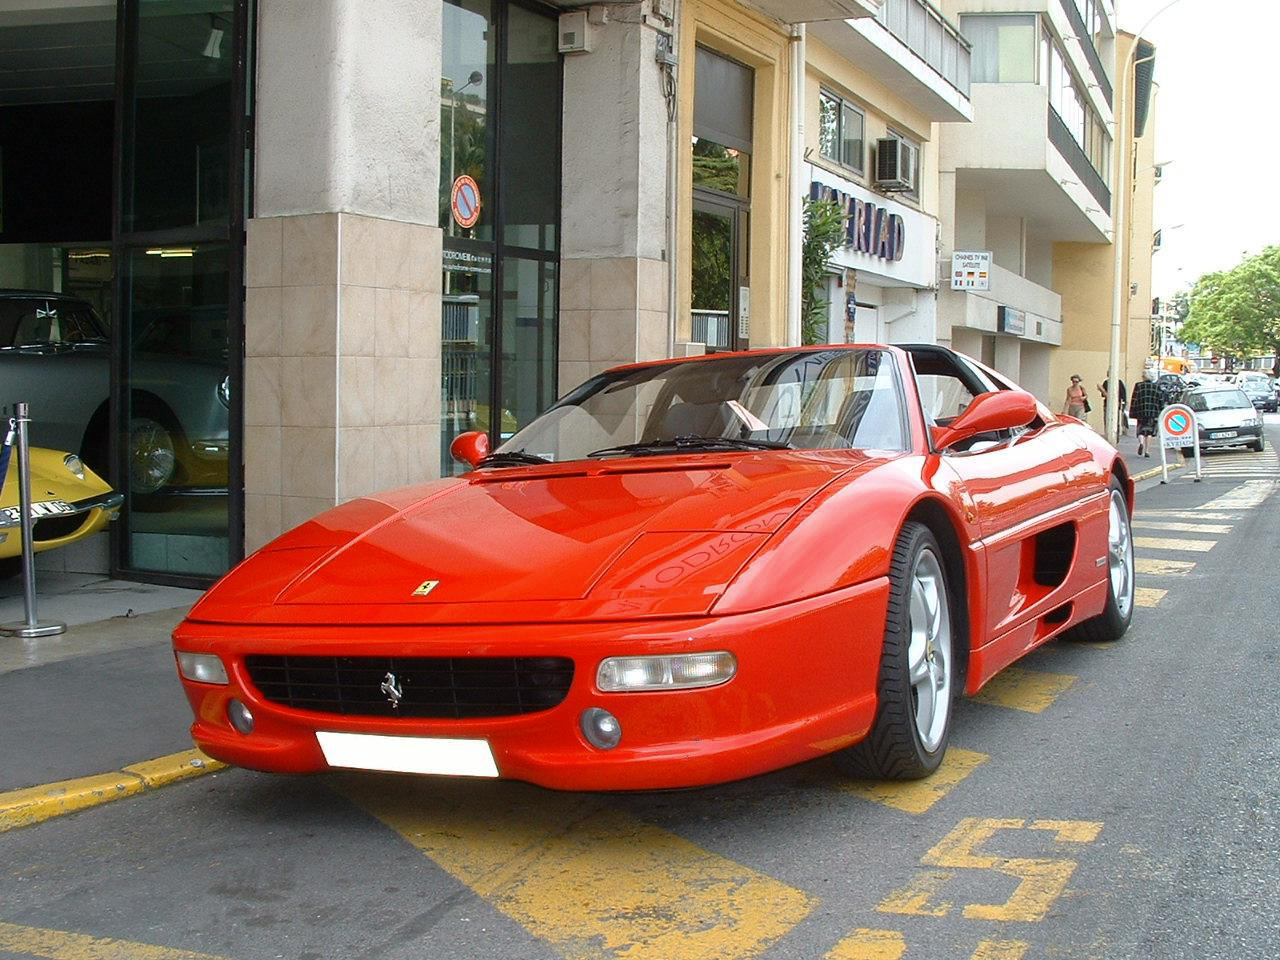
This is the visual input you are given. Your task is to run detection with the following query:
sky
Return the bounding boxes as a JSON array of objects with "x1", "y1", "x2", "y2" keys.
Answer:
[{"x1": 1118, "y1": 0, "x2": 1280, "y2": 300}]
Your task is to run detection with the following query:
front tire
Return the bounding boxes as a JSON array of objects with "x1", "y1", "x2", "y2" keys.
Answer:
[
  {"x1": 1251, "y1": 437, "x2": 1265, "y2": 453},
  {"x1": 836, "y1": 522, "x2": 955, "y2": 780},
  {"x1": 1065, "y1": 478, "x2": 1134, "y2": 643}
]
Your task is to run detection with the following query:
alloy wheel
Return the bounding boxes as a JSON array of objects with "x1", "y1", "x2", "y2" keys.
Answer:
[
  {"x1": 1108, "y1": 489, "x2": 1135, "y2": 620},
  {"x1": 907, "y1": 547, "x2": 951, "y2": 752}
]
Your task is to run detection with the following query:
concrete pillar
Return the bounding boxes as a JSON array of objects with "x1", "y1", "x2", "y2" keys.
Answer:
[
  {"x1": 993, "y1": 335, "x2": 1022, "y2": 385},
  {"x1": 243, "y1": 0, "x2": 444, "y2": 552},
  {"x1": 557, "y1": 12, "x2": 671, "y2": 392}
]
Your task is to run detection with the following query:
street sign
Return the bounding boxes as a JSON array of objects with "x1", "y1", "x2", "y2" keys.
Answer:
[
  {"x1": 950, "y1": 251, "x2": 991, "y2": 291},
  {"x1": 1158, "y1": 403, "x2": 1201, "y2": 484},
  {"x1": 450, "y1": 175, "x2": 482, "y2": 230}
]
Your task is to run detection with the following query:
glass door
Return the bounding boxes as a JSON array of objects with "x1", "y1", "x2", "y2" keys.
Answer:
[{"x1": 691, "y1": 195, "x2": 748, "y2": 351}]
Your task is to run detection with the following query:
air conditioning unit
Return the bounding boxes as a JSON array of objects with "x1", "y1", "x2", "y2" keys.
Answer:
[
  {"x1": 874, "y1": 138, "x2": 916, "y2": 193},
  {"x1": 558, "y1": 11, "x2": 591, "y2": 54}
]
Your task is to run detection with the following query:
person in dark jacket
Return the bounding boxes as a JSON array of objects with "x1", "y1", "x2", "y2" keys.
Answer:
[{"x1": 1129, "y1": 370, "x2": 1163, "y2": 457}]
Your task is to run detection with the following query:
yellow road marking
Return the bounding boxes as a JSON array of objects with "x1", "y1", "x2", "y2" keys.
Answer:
[
  {"x1": 0, "y1": 749, "x2": 222, "y2": 832},
  {"x1": 922, "y1": 818, "x2": 1103, "y2": 923},
  {"x1": 1131, "y1": 520, "x2": 1231, "y2": 534},
  {"x1": 0, "y1": 921, "x2": 227, "y2": 960},
  {"x1": 1133, "y1": 536, "x2": 1216, "y2": 552},
  {"x1": 972, "y1": 667, "x2": 1076, "y2": 714},
  {"x1": 971, "y1": 941, "x2": 1030, "y2": 960},
  {"x1": 826, "y1": 928, "x2": 907, "y2": 960},
  {"x1": 1135, "y1": 557, "x2": 1195, "y2": 575},
  {"x1": 1135, "y1": 587, "x2": 1167, "y2": 608},
  {"x1": 340, "y1": 776, "x2": 815, "y2": 960},
  {"x1": 840, "y1": 748, "x2": 989, "y2": 815},
  {"x1": 876, "y1": 869, "x2": 954, "y2": 917}
]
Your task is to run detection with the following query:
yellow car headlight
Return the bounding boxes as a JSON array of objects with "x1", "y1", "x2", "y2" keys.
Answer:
[{"x1": 63, "y1": 454, "x2": 85, "y2": 480}]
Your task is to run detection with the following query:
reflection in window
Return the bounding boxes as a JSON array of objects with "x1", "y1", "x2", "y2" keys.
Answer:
[
  {"x1": 122, "y1": 244, "x2": 230, "y2": 576},
  {"x1": 441, "y1": 251, "x2": 495, "y2": 475},
  {"x1": 440, "y1": 0, "x2": 494, "y2": 242},
  {"x1": 125, "y1": 1, "x2": 235, "y2": 233},
  {"x1": 819, "y1": 90, "x2": 865, "y2": 173},
  {"x1": 499, "y1": 257, "x2": 557, "y2": 442},
  {"x1": 961, "y1": 14, "x2": 1037, "y2": 83},
  {"x1": 691, "y1": 137, "x2": 750, "y2": 196}
]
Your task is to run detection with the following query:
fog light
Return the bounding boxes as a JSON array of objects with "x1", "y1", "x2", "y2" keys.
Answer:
[
  {"x1": 597, "y1": 651, "x2": 737, "y2": 692},
  {"x1": 227, "y1": 699, "x2": 254, "y2": 735},
  {"x1": 176, "y1": 651, "x2": 228, "y2": 684},
  {"x1": 580, "y1": 707, "x2": 622, "y2": 750}
]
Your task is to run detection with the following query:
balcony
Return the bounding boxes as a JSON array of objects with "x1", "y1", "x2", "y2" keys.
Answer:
[
  {"x1": 739, "y1": 0, "x2": 880, "y2": 22},
  {"x1": 1059, "y1": 0, "x2": 1112, "y2": 106},
  {"x1": 809, "y1": 0, "x2": 973, "y2": 123},
  {"x1": 939, "y1": 83, "x2": 1111, "y2": 242},
  {"x1": 939, "y1": 259, "x2": 1063, "y2": 345}
]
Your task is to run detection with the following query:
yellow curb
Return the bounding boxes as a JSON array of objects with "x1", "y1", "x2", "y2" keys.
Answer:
[
  {"x1": 1134, "y1": 460, "x2": 1183, "y2": 483},
  {"x1": 0, "y1": 748, "x2": 224, "y2": 833}
]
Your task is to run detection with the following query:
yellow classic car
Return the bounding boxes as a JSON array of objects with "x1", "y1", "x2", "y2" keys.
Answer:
[{"x1": 0, "y1": 447, "x2": 122, "y2": 576}]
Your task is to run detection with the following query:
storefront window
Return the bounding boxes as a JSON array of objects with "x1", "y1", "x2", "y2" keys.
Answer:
[
  {"x1": 124, "y1": 0, "x2": 235, "y2": 233},
  {"x1": 439, "y1": 1, "x2": 562, "y2": 475},
  {"x1": 121, "y1": 244, "x2": 230, "y2": 576}
]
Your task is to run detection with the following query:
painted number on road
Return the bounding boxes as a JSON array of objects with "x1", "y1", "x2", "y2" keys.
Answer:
[{"x1": 878, "y1": 818, "x2": 1103, "y2": 922}]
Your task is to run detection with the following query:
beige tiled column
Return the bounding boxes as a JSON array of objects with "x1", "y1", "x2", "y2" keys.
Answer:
[
  {"x1": 558, "y1": 256, "x2": 669, "y2": 393},
  {"x1": 244, "y1": 213, "x2": 442, "y2": 552}
]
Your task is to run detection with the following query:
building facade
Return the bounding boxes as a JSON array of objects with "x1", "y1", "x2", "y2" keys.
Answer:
[{"x1": 0, "y1": 0, "x2": 1155, "y2": 586}]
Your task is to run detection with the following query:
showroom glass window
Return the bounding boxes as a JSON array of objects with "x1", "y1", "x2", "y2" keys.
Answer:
[
  {"x1": 439, "y1": 0, "x2": 561, "y2": 475},
  {"x1": 118, "y1": 0, "x2": 252, "y2": 579}
]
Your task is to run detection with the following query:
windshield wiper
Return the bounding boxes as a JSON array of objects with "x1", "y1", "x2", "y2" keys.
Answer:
[
  {"x1": 476, "y1": 450, "x2": 552, "y2": 468},
  {"x1": 587, "y1": 435, "x2": 792, "y2": 459}
]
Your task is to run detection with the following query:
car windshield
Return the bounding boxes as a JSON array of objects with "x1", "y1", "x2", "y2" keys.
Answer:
[
  {"x1": 0, "y1": 297, "x2": 107, "y2": 347},
  {"x1": 1186, "y1": 390, "x2": 1252, "y2": 412},
  {"x1": 490, "y1": 348, "x2": 909, "y2": 464}
]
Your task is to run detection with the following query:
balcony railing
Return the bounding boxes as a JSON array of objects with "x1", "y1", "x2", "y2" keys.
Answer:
[
  {"x1": 1047, "y1": 106, "x2": 1111, "y2": 213},
  {"x1": 875, "y1": 0, "x2": 972, "y2": 97},
  {"x1": 1059, "y1": 0, "x2": 1112, "y2": 107}
]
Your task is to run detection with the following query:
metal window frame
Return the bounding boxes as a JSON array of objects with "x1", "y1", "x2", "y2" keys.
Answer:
[{"x1": 817, "y1": 86, "x2": 865, "y2": 177}]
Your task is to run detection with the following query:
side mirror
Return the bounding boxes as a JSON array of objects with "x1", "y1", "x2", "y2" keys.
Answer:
[
  {"x1": 450, "y1": 431, "x2": 490, "y2": 468},
  {"x1": 932, "y1": 390, "x2": 1039, "y2": 452}
]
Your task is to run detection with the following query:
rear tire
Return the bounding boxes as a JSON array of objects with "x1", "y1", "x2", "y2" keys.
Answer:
[
  {"x1": 835, "y1": 522, "x2": 955, "y2": 780},
  {"x1": 1065, "y1": 478, "x2": 1134, "y2": 643}
]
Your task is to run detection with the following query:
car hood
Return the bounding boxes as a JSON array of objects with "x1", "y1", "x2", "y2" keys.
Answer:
[
  {"x1": 189, "y1": 451, "x2": 883, "y2": 625},
  {"x1": 1196, "y1": 407, "x2": 1256, "y2": 429},
  {"x1": 3, "y1": 448, "x2": 113, "y2": 509}
]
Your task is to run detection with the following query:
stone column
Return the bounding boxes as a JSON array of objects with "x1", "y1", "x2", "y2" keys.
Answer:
[
  {"x1": 243, "y1": 0, "x2": 443, "y2": 552},
  {"x1": 558, "y1": 10, "x2": 672, "y2": 391}
]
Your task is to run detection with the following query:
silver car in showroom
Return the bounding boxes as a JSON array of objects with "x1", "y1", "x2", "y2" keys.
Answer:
[
  {"x1": 1182, "y1": 386, "x2": 1265, "y2": 454},
  {"x1": 0, "y1": 291, "x2": 229, "y2": 497}
]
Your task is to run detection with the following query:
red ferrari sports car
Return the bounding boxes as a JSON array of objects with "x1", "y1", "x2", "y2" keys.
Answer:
[{"x1": 173, "y1": 344, "x2": 1135, "y2": 789}]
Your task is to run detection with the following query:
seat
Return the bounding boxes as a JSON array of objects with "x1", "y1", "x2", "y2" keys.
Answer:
[{"x1": 646, "y1": 401, "x2": 734, "y2": 440}]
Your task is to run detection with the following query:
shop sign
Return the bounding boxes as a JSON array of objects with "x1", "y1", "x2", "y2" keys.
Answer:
[
  {"x1": 809, "y1": 182, "x2": 905, "y2": 262},
  {"x1": 950, "y1": 251, "x2": 991, "y2": 290},
  {"x1": 997, "y1": 306, "x2": 1025, "y2": 336},
  {"x1": 443, "y1": 247, "x2": 492, "y2": 274},
  {"x1": 451, "y1": 175, "x2": 482, "y2": 230}
]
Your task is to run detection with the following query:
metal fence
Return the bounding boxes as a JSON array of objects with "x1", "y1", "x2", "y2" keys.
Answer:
[{"x1": 691, "y1": 310, "x2": 731, "y2": 351}]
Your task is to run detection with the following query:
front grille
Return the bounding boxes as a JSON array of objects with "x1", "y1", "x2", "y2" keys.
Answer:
[
  {"x1": 243, "y1": 654, "x2": 575, "y2": 719},
  {"x1": 33, "y1": 513, "x2": 87, "y2": 541}
]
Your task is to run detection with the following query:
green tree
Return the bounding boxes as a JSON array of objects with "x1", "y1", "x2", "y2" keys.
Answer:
[
  {"x1": 801, "y1": 198, "x2": 846, "y2": 345},
  {"x1": 1181, "y1": 246, "x2": 1280, "y2": 373}
]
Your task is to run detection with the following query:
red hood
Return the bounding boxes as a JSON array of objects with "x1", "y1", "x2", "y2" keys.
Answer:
[{"x1": 190, "y1": 451, "x2": 882, "y2": 624}]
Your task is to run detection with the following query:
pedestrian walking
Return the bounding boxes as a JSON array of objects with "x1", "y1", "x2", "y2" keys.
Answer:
[
  {"x1": 1062, "y1": 374, "x2": 1089, "y2": 421},
  {"x1": 1098, "y1": 376, "x2": 1129, "y2": 434},
  {"x1": 1129, "y1": 369, "x2": 1163, "y2": 457}
]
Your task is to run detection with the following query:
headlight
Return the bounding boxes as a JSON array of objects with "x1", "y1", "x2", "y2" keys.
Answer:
[
  {"x1": 217, "y1": 375, "x2": 231, "y2": 408},
  {"x1": 63, "y1": 454, "x2": 85, "y2": 480},
  {"x1": 176, "y1": 651, "x2": 228, "y2": 684},
  {"x1": 596, "y1": 651, "x2": 737, "y2": 692}
]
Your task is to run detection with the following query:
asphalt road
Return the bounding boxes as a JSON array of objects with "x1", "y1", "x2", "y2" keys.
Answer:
[{"x1": 2, "y1": 423, "x2": 1278, "y2": 960}]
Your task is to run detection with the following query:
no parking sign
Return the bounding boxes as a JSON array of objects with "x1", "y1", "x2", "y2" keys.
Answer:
[
  {"x1": 450, "y1": 175, "x2": 482, "y2": 230},
  {"x1": 1158, "y1": 403, "x2": 1201, "y2": 483}
]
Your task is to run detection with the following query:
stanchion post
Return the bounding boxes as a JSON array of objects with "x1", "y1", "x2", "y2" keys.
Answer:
[{"x1": 0, "y1": 402, "x2": 66, "y2": 639}]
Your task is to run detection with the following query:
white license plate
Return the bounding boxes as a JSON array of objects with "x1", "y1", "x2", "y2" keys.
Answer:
[
  {"x1": 316, "y1": 731, "x2": 499, "y2": 777},
  {"x1": 1211, "y1": 431, "x2": 1238, "y2": 439},
  {"x1": 0, "y1": 500, "x2": 75, "y2": 524}
]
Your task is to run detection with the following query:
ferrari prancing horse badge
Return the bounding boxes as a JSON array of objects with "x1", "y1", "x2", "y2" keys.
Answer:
[{"x1": 411, "y1": 580, "x2": 440, "y2": 597}]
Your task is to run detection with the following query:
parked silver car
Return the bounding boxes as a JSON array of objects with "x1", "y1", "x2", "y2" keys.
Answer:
[
  {"x1": 1181, "y1": 387, "x2": 1265, "y2": 454},
  {"x1": 0, "y1": 291, "x2": 229, "y2": 497}
]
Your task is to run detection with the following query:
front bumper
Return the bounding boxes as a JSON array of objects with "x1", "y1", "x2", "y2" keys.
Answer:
[
  {"x1": 174, "y1": 579, "x2": 889, "y2": 791},
  {"x1": 1196, "y1": 425, "x2": 1262, "y2": 449},
  {"x1": 0, "y1": 491, "x2": 122, "y2": 557}
]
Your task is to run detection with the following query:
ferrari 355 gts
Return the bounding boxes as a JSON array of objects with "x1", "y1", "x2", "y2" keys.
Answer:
[{"x1": 173, "y1": 344, "x2": 1135, "y2": 789}]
